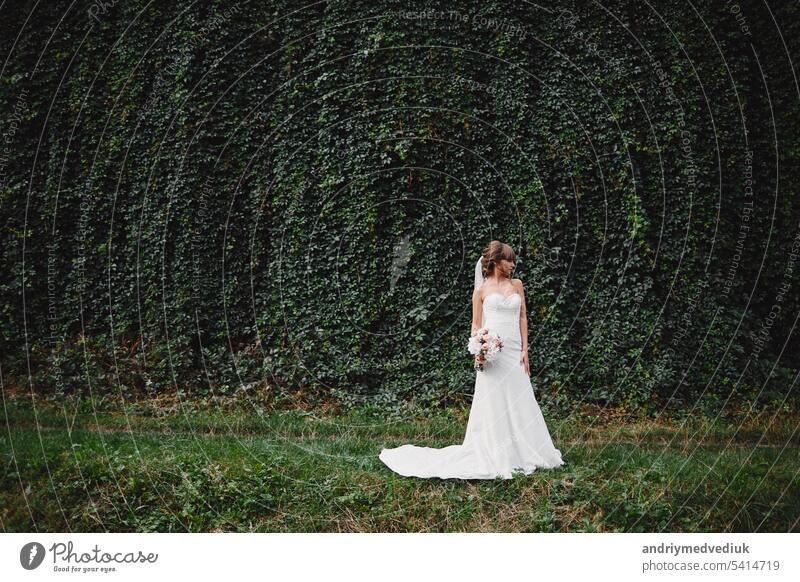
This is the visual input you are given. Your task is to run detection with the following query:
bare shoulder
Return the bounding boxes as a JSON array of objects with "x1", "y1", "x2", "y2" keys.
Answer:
[
  {"x1": 472, "y1": 283, "x2": 484, "y2": 301},
  {"x1": 512, "y1": 278, "x2": 524, "y2": 292}
]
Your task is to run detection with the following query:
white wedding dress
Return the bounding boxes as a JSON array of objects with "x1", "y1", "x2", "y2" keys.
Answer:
[{"x1": 379, "y1": 291, "x2": 565, "y2": 479}]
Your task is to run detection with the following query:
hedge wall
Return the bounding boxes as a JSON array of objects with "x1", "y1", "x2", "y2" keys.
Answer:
[{"x1": 2, "y1": 0, "x2": 799, "y2": 413}]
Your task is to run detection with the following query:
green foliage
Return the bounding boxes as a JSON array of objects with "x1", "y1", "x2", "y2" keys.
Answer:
[{"x1": 1, "y1": 1, "x2": 798, "y2": 413}]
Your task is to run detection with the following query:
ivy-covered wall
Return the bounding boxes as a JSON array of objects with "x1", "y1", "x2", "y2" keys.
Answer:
[{"x1": 1, "y1": 0, "x2": 798, "y2": 413}]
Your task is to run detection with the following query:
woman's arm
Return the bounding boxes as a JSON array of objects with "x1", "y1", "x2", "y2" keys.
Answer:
[
  {"x1": 471, "y1": 286, "x2": 482, "y2": 334},
  {"x1": 514, "y1": 278, "x2": 528, "y2": 352},
  {"x1": 515, "y1": 279, "x2": 530, "y2": 375}
]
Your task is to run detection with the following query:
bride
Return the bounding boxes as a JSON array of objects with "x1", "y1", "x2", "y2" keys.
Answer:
[{"x1": 379, "y1": 240, "x2": 565, "y2": 479}]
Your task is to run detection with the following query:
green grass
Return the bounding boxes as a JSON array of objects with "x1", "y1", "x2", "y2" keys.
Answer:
[{"x1": 2, "y1": 394, "x2": 798, "y2": 532}]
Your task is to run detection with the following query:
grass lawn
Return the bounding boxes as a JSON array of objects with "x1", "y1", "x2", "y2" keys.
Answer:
[{"x1": 2, "y1": 393, "x2": 798, "y2": 532}]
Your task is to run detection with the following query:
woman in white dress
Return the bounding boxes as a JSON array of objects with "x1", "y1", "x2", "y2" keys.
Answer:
[{"x1": 379, "y1": 240, "x2": 565, "y2": 479}]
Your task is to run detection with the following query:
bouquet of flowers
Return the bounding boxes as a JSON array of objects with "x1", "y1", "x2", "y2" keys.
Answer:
[{"x1": 468, "y1": 327, "x2": 504, "y2": 371}]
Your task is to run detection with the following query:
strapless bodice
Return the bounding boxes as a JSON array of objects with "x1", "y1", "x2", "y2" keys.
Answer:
[{"x1": 482, "y1": 292, "x2": 522, "y2": 345}]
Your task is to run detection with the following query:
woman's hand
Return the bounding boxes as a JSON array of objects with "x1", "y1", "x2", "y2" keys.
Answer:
[{"x1": 520, "y1": 349, "x2": 530, "y2": 376}]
